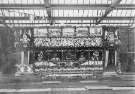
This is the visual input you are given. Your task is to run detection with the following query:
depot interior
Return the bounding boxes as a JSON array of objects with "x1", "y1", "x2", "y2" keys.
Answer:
[{"x1": 0, "y1": 0, "x2": 135, "y2": 77}]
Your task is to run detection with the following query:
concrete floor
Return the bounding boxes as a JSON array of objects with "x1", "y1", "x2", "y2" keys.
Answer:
[{"x1": 0, "y1": 73, "x2": 135, "y2": 94}]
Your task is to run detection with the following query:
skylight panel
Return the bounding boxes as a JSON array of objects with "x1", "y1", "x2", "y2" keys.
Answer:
[
  {"x1": 110, "y1": 20, "x2": 114, "y2": 23},
  {"x1": 115, "y1": 10, "x2": 122, "y2": 16},
  {"x1": 41, "y1": 10, "x2": 47, "y2": 17},
  {"x1": 28, "y1": 10, "x2": 34, "y2": 15},
  {"x1": 92, "y1": 10, "x2": 97, "y2": 16},
  {"x1": 125, "y1": 0, "x2": 132, "y2": 4},
  {"x1": 72, "y1": 0, "x2": 78, "y2": 4},
  {"x1": 23, "y1": 10, "x2": 30, "y2": 15},
  {"x1": 120, "y1": 0, "x2": 127, "y2": 4},
  {"x1": 111, "y1": 10, "x2": 117, "y2": 16},
  {"x1": 103, "y1": 20, "x2": 107, "y2": 23},
  {"x1": 107, "y1": 0, "x2": 112, "y2": 4},
  {"x1": 125, "y1": 10, "x2": 132, "y2": 16},
  {"x1": 83, "y1": 0, "x2": 90, "y2": 4},
  {"x1": 16, "y1": 0, "x2": 24, "y2": 4},
  {"x1": 133, "y1": 0, "x2": 135, "y2": 4},
  {"x1": 96, "y1": 0, "x2": 102, "y2": 4},
  {"x1": 51, "y1": 0, "x2": 58, "y2": 4},
  {"x1": 53, "y1": 10, "x2": 58, "y2": 17},
  {"x1": 66, "y1": 20, "x2": 70, "y2": 23},
  {"x1": 9, "y1": 0, "x2": 15, "y2": 4},
  {"x1": 97, "y1": 10, "x2": 102, "y2": 16},
  {"x1": 83, "y1": 10, "x2": 89, "y2": 17},
  {"x1": 38, "y1": 10, "x2": 44, "y2": 16},
  {"x1": 34, "y1": 0, "x2": 41, "y2": 4},
  {"x1": 88, "y1": 10, "x2": 92, "y2": 16},
  {"x1": 90, "y1": 0, "x2": 95, "y2": 4},
  {"x1": 79, "y1": 10, "x2": 83, "y2": 17},
  {"x1": 102, "y1": 0, "x2": 108, "y2": 4},
  {"x1": 37, "y1": 10, "x2": 41, "y2": 16},
  {"x1": 77, "y1": 20, "x2": 81, "y2": 23},
  {"x1": 27, "y1": 0, "x2": 33, "y2": 4},
  {"x1": 121, "y1": 10, "x2": 127, "y2": 16},
  {"x1": 9, "y1": 11, "x2": 16, "y2": 16},
  {"x1": 77, "y1": 0, "x2": 83, "y2": 4},
  {"x1": 131, "y1": 10, "x2": 135, "y2": 16},
  {"x1": 69, "y1": 10, "x2": 74, "y2": 17},
  {"x1": 108, "y1": 11, "x2": 112, "y2": 16},
  {"x1": 65, "y1": 0, "x2": 71, "y2": 4},
  {"x1": 120, "y1": 20, "x2": 125, "y2": 23},
  {"x1": 39, "y1": 0, "x2": 44, "y2": 4},
  {"x1": 63, "y1": 10, "x2": 68, "y2": 17},
  {"x1": 58, "y1": 0, "x2": 64, "y2": 4},
  {"x1": 115, "y1": 20, "x2": 121, "y2": 23},
  {"x1": 58, "y1": 10, "x2": 64, "y2": 17},
  {"x1": 97, "y1": 10, "x2": 105, "y2": 16},
  {"x1": 132, "y1": 24, "x2": 135, "y2": 27},
  {"x1": 2, "y1": 0, "x2": 9, "y2": 4},
  {"x1": 2, "y1": 10, "x2": 9, "y2": 16},
  {"x1": 13, "y1": 20, "x2": 18, "y2": 23},
  {"x1": 73, "y1": 10, "x2": 78, "y2": 17},
  {"x1": 5, "y1": 20, "x2": 10, "y2": 23}
]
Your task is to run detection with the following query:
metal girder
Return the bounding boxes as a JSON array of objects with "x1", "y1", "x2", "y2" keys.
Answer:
[
  {"x1": 44, "y1": 0, "x2": 54, "y2": 25},
  {"x1": 0, "y1": 26, "x2": 132, "y2": 29},
  {"x1": 96, "y1": 0, "x2": 122, "y2": 25},
  {"x1": 4, "y1": 22, "x2": 131, "y2": 25},
  {"x1": 44, "y1": 0, "x2": 51, "y2": 16},
  {"x1": 52, "y1": 17, "x2": 135, "y2": 20},
  {"x1": 0, "y1": 4, "x2": 135, "y2": 10},
  {"x1": 0, "y1": 16, "x2": 134, "y2": 20}
]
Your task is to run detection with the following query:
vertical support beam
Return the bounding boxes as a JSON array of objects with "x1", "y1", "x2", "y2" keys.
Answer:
[
  {"x1": 44, "y1": 0, "x2": 53, "y2": 25},
  {"x1": 115, "y1": 50, "x2": 117, "y2": 66},
  {"x1": 21, "y1": 51, "x2": 24, "y2": 65},
  {"x1": 102, "y1": 26, "x2": 107, "y2": 70},
  {"x1": 28, "y1": 51, "x2": 30, "y2": 64},
  {"x1": 105, "y1": 50, "x2": 109, "y2": 68},
  {"x1": 0, "y1": 33, "x2": 1, "y2": 50}
]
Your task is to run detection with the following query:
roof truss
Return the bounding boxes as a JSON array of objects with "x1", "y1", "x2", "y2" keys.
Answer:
[{"x1": 0, "y1": 4, "x2": 135, "y2": 10}]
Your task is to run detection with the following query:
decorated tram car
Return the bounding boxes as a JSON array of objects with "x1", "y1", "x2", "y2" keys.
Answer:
[{"x1": 14, "y1": 26, "x2": 121, "y2": 79}]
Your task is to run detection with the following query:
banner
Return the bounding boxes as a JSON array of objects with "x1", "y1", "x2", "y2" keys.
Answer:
[
  {"x1": 76, "y1": 27, "x2": 88, "y2": 37},
  {"x1": 89, "y1": 27, "x2": 102, "y2": 36},
  {"x1": 34, "y1": 28, "x2": 48, "y2": 37},
  {"x1": 48, "y1": 28, "x2": 61, "y2": 37},
  {"x1": 63, "y1": 27, "x2": 74, "y2": 37}
]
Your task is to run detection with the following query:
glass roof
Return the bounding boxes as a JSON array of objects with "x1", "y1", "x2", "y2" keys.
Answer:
[
  {"x1": 0, "y1": 0, "x2": 134, "y2": 4},
  {"x1": 0, "y1": 0, "x2": 135, "y2": 27},
  {"x1": 1, "y1": 9, "x2": 134, "y2": 17}
]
